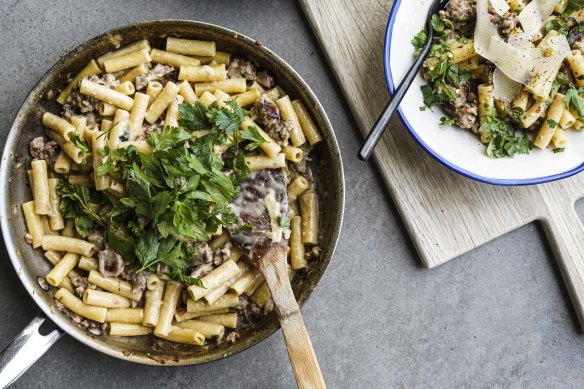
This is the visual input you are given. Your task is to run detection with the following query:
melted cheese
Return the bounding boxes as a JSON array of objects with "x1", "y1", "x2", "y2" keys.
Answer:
[{"x1": 264, "y1": 189, "x2": 282, "y2": 243}]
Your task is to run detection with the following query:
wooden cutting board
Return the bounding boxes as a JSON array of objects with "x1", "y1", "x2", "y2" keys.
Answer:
[{"x1": 300, "y1": 0, "x2": 584, "y2": 328}]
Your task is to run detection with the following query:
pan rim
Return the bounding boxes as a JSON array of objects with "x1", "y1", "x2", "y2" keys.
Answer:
[{"x1": 0, "y1": 19, "x2": 345, "y2": 366}]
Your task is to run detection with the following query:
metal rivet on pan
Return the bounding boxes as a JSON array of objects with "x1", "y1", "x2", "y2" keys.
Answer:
[{"x1": 37, "y1": 276, "x2": 50, "y2": 291}]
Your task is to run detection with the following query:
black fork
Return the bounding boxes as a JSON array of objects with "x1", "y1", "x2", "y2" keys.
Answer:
[{"x1": 358, "y1": 0, "x2": 451, "y2": 161}]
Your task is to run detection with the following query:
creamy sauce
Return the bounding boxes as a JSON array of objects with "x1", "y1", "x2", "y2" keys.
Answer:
[{"x1": 229, "y1": 169, "x2": 290, "y2": 261}]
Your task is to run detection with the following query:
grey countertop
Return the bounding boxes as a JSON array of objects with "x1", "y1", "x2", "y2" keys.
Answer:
[{"x1": 2, "y1": 0, "x2": 584, "y2": 388}]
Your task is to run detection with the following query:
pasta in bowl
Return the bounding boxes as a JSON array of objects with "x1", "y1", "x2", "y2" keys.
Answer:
[
  {"x1": 386, "y1": 0, "x2": 584, "y2": 185},
  {"x1": 0, "y1": 20, "x2": 343, "y2": 365}
]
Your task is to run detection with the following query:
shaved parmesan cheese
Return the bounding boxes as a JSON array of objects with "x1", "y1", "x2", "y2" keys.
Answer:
[
  {"x1": 519, "y1": 0, "x2": 559, "y2": 37},
  {"x1": 475, "y1": 0, "x2": 500, "y2": 61},
  {"x1": 508, "y1": 33, "x2": 531, "y2": 53},
  {"x1": 475, "y1": 0, "x2": 570, "y2": 96},
  {"x1": 489, "y1": 36, "x2": 534, "y2": 83},
  {"x1": 493, "y1": 68, "x2": 522, "y2": 102},
  {"x1": 490, "y1": 0, "x2": 510, "y2": 16}
]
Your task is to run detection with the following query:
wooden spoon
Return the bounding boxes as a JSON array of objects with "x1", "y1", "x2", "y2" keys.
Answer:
[{"x1": 230, "y1": 169, "x2": 326, "y2": 389}]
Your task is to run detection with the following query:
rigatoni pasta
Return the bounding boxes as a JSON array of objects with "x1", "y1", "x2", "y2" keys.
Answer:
[{"x1": 23, "y1": 36, "x2": 324, "y2": 349}]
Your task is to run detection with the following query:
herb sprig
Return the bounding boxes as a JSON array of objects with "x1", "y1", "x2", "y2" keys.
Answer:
[{"x1": 59, "y1": 100, "x2": 266, "y2": 284}]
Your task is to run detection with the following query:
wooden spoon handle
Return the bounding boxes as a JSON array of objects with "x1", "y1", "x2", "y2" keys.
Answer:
[{"x1": 261, "y1": 258, "x2": 326, "y2": 389}]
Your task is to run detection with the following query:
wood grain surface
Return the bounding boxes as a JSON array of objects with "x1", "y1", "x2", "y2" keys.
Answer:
[{"x1": 300, "y1": 0, "x2": 584, "y2": 327}]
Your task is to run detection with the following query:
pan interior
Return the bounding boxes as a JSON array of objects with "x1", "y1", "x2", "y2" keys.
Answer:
[{"x1": 0, "y1": 20, "x2": 344, "y2": 365}]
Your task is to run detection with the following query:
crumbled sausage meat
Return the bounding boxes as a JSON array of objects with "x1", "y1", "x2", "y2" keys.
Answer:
[
  {"x1": 225, "y1": 331, "x2": 240, "y2": 344},
  {"x1": 444, "y1": 0, "x2": 476, "y2": 22},
  {"x1": 69, "y1": 272, "x2": 98, "y2": 298},
  {"x1": 235, "y1": 294, "x2": 262, "y2": 323},
  {"x1": 227, "y1": 57, "x2": 275, "y2": 89},
  {"x1": 62, "y1": 74, "x2": 118, "y2": 124},
  {"x1": 194, "y1": 242, "x2": 213, "y2": 264},
  {"x1": 257, "y1": 70, "x2": 275, "y2": 89},
  {"x1": 254, "y1": 95, "x2": 292, "y2": 146},
  {"x1": 87, "y1": 229, "x2": 105, "y2": 251},
  {"x1": 441, "y1": 80, "x2": 479, "y2": 133},
  {"x1": 98, "y1": 244, "x2": 125, "y2": 277},
  {"x1": 255, "y1": 95, "x2": 281, "y2": 125},
  {"x1": 29, "y1": 137, "x2": 59, "y2": 166},
  {"x1": 305, "y1": 246, "x2": 321, "y2": 261},
  {"x1": 227, "y1": 57, "x2": 257, "y2": 81},
  {"x1": 213, "y1": 242, "x2": 232, "y2": 266},
  {"x1": 135, "y1": 64, "x2": 177, "y2": 90}
]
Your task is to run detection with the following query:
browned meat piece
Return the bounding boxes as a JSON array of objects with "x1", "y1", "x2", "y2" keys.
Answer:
[
  {"x1": 135, "y1": 64, "x2": 176, "y2": 90},
  {"x1": 69, "y1": 272, "x2": 97, "y2": 298},
  {"x1": 445, "y1": 0, "x2": 476, "y2": 22},
  {"x1": 441, "y1": 80, "x2": 479, "y2": 133},
  {"x1": 490, "y1": 11, "x2": 520, "y2": 37},
  {"x1": 234, "y1": 294, "x2": 262, "y2": 323},
  {"x1": 227, "y1": 57, "x2": 257, "y2": 81},
  {"x1": 265, "y1": 120, "x2": 293, "y2": 145},
  {"x1": 87, "y1": 229, "x2": 105, "y2": 251},
  {"x1": 195, "y1": 242, "x2": 213, "y2": 264},
  {"x1": 212, "y1": 242, "x2": 232, "y2": 266},
  {"x1": 98, "y1": 244, "x2": 125, "y2": 277},
  {"x1": 228, "y1": 57, "x2": 276, "y2": 89},
  {"x1": 225, "y1": 331, "x2": 240, "y2": 344},
  {"x1": 62, "y1": 74, "x2": 117, "y2": 123},
  {"x1": 254, "y1": 95, "x2": 292, "y2": 145},
  {"x1": 257, "y1": 70, "x2": 275, "y2": 89},
  {"x1": 29, "y1": 137, "x2": 59, "y2": 165},
  {"x1": 255, "y1": 95, "x2": 280, "y2": 125},
  {"x1": 305, "y1": 245, "x2": 321, "y2": 261},
  {"x1": 131, "y1": 270, "x2": 148, "y2": 294}
]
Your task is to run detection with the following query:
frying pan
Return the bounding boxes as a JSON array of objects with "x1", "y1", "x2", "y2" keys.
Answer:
[{"x1": 0, "y1": 20, "x2": 344, "y2": 386}]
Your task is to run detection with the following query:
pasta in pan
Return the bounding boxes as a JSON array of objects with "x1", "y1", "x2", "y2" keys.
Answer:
[
  {"x1": 413, "y1": 0, "x2": 584, "y2": 157},
  {"x1": 23, "y1": 36, "x2": 324, "y2": 347}
]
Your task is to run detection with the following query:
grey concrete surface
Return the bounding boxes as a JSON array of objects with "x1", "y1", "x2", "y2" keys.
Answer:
[{"x1": 1, "y1": 0, "x2": 584, "y2": 388}]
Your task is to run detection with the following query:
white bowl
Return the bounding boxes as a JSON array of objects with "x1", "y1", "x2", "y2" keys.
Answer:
[{"x1": 386, "y1": 0, "x2": 584, "y2": 185}]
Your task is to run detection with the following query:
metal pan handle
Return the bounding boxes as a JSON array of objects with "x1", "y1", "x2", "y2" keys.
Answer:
[{"x1": 0, "y1": 313, "x2": 63, "y2": 388}]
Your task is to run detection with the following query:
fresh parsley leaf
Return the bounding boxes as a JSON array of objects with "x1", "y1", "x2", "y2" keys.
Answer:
[
  {"x1": 135, "y1": 229, "x2": 159, "y2": 271},
  {"x1": 431, "y1": 14, "x2": 445, "y2": 32},
  {"x1": 565, "y1": 87, "x2": 584, "y2": 119},
  {"x1": 278, "y1": 215, "x2": 290, "y2": 228},
  {"x1": 547, "y1": 119, "x2": 559, "y2": 129},
  {"x1": 554, "y1": 147, "x2": 566, "y2": 153},
  {"x1": 148, "y1": 126, "x2": 192, "y2": 152},
  {"x1": 440, "y1": 117, "x2": 457, "y2": 126},
  {"x1": 207, "y1": 100, "x2": 248, "y2": 135},
  {"x1": 480, "y1": 115, "x2": 533, "y2": 158},
  {"x1": 178, "y1": 102, "x2": 212, "y2": 131},
  {"x1": 240, "y1": 124, "x2": 267, "y2": 151},
  {"x1": 69, "y1": 133, "x2": 90, "y2": 152},
  {"x1": 58, "y1": 183, "x2": 107, "y2": 237},
  {"x1": 411, "y1": 29, "x2": 428, "y2": 58},
  {"x1": 166, "y1": 268, "x2": 205, "y2": 288},
  {"x1": 567, "y1": 0, "x2": 584, "y2": 13}
]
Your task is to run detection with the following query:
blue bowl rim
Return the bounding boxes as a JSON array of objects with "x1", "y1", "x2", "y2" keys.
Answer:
[{"x1": 384, "y1": 0, "x2": 584, "y2": 186}]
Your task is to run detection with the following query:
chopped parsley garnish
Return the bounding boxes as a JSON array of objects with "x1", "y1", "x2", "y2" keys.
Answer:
[
  {"x1": 480, "y1": 115, "x2": 533, "y2": 158},
  {"x1": 69, "y1": 133, "x2": 90, "y2": 152},
  {"x1": 440, "y1": 117, "x2": 457, "y2": 126},
  {"x1": 565, "y1": 87, "x2": 584, "y2": 119},
  {"x1": 547, "y1": 119, "x2": 559, "y2": 129},
  {"x1": 59, "y1": 100, "x2": 264, "y2": 284},
  {"x1": 554, "y1": 147, "x2": 566, "y2": 153},
  {"x1": 567, "y1": 0, "x2": 584, "y2": 13},
  {"x1": 411, "y1": 29, "x2": 428, "y2": 58},
  {"x1": 278, "y1": 215, "x2": 290, "y2": 228}
]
